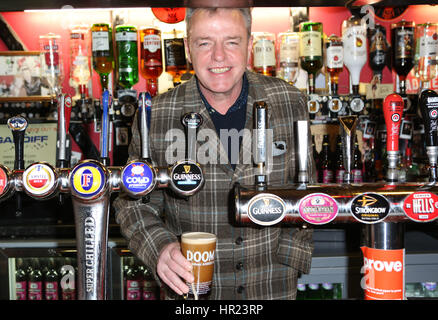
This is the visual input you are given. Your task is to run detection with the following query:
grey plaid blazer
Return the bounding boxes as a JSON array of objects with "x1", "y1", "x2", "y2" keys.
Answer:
[{"x1": 113, "y1": 70, "x2": 316, "y2": 300}]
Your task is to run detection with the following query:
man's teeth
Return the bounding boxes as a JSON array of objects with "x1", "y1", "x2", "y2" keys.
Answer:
[{"x1": 210, "y1": 67, "x2": 230, "y2": 74}]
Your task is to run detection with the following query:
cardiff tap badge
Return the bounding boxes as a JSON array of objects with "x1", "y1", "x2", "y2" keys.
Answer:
[
  {"x1": 122, "y1": 162, "x2": 155, "y2": 195},
  {"x1": 247, "y1": 194, "x2": 286, "y2": 226},
  {"x1": 298, "y1": 193, "x2": 338, "y2": 225},
  {"x1": 403, "y1": 191, "x2": 438, "y2": 223},
  {"x1": 70, "y1": 162, "x2": 105, "y2": 199},
  {"x1": 351, "y1": 193, "x2": 390, "y2": 224},
  {"x1": 22, "y1": 163, "x2": 55, "y2": 196}
]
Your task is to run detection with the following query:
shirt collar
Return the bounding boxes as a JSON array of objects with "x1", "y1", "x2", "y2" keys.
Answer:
[{"x1": 196, "y1": 73, "x2": 249, "y2": 116}]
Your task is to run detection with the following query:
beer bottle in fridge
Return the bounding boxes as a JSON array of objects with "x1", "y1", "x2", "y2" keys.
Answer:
[
  {"x1": 15, "y1": 258, "x2": 27, "y2": 300},
  {"x1": 28, "y1": 258, "x2": 43, "y2": 300},
  {"x1": 319, "y1": 135, "x2": 333, "y2": 183},
  {"x1": 44, "y1": 258, "x2": 59, "y2": 300}
]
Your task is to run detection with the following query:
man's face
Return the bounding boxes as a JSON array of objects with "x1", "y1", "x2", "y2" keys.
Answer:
[{"x1": 186, "y1": 9, "x2": 251, "y2": 100}]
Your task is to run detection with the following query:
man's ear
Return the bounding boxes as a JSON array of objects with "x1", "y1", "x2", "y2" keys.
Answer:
[
  {"x1": 184, "y1": 37, "x2": 192, "y2": 63},
  {"x1": 247, "y1": 34, "x2": 253, "y2": 65}
]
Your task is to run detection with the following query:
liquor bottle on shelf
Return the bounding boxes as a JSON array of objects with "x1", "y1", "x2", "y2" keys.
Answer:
[
  {"x1": 334, "y1": 135, "x2": 345, "y2": 183},
  {"x1": 252, "y1": 32, "x2": 276, "y2": 77},
  {"x1": 342, "y1": 15, "x2": 367, "y2": 115},
  {"x1": 69, "y1": 26, "x2": 91, "y2": 100},
  {"x1": 91, "y1": 23, "x2": 114, "y2": 92},
  {"x1": 416, "y1": 22, "x2": 438, "y2": 92},
  {"x1": 15, "y1": 258, "x2": 27, "y2": 300},
  {"x1": 28, "y1": 258, "x2": 43, "y2": 300},
  {"x1": 352, "y1": 137, "x2": 363, "y2": 183},
  {"x1": 115, "y1": 25, "x2": 139, "y2": 102},
  {"x1": 277, "y1": 31, "x2": 299, "y2": 85},
  {"x1": 391, "y1": 20, "x2": 415, "y2": 95},
  {"x1": 163, "y1": 29, "x2": 187, "y2": 87},
  {"x1": 368, "y1": 24, "x2": 390, "y2": 84},
  {"x1": 319, "y1": 134, "x2": 333, "y2": 183},
  {"x1": 140, "y1": 27, "x2": 163, "y2": 97},
  {"x1": 299, "y1": 21, "x2": 323, "y2": 118},
  {"x1": 325, "y1": 34, "x2": 343, "y2": 118},
  {"x1": 44, "y1": 258, "x2": 59, "y2": 300}
]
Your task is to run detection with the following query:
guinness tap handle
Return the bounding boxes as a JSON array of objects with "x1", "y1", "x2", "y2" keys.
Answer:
[
  {"x1": 57, "y1": 93, "x2": 72, "y2": 169},
  {"x1": 138, "y1": 92, "x2": 151, "y2": 161},
  {"x1": 7, "y1": 116, "x2": 28, "y2": 216},
  {"x1": 339, "y1": 115, "x2": 358, "y2": 184},
  {"x1": 296, "y1": 120, "x2": 309, "y2": 185},
  {"x1": 383, "y1": 93, "x2": 404, "y2": 182},
  {"x1": 419, "y1": 89, "x2": 438, "y2": 182},
  {"x1": 254, "y1": 101, "x2": 267, "y2": 187},
  {"x1": 100, "y1": 90, "x2": 111, "y2": 166}
]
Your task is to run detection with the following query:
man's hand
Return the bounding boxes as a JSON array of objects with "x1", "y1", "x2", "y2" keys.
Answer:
[{"x1": 157, "y1": 241, "x2": 194, "y2": 295}]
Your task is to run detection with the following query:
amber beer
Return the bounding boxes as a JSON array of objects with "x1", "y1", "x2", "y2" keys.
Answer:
[{"x1": 181, "y1": 232, "x2": 216, "y2": 299}]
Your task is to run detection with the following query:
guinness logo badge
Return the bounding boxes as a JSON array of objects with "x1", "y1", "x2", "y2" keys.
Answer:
[{"x1": 247, "y1": 193, "x2": 286, "y2": 226}]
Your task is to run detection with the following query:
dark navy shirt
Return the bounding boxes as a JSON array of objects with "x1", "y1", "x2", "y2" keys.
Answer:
[{"x1": 197, "y1": 74, "x2": 248, "y2": 170}]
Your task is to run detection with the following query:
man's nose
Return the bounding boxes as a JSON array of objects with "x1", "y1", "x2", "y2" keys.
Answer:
[{"x1": 212, "y1": 43, "x2": 226, "y2": 62}]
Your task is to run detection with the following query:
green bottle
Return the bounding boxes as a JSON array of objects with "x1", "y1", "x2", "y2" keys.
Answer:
[
  {"x1": 115, "y1": 25, "x2": 139, "y2": 89},
  {"x1": 299, "y1": 21, "x2": 323, "y2": 94}
]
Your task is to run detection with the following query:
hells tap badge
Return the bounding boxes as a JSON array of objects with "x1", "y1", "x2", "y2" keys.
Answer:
[{"x1": 403, "y1": 191, "x2": 438, "y2": 223}]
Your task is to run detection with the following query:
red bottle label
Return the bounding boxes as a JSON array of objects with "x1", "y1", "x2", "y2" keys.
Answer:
[
  {"x1": 28, "y1": 281, "x2": 42, "y2": 300},
  {"x1": 143, "y1": 281, "x2": 158, "y2": 300},
  {"x1": 126, "y1": 280, "x2": 141, "y2": 300},
  {"x1": 45, "y1": 281, "x2": 59, "y2": 300}
]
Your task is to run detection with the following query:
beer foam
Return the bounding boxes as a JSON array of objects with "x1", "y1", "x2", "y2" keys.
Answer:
[{"x1": 182, "y1": 232, "x2": 216, "y2": 244}]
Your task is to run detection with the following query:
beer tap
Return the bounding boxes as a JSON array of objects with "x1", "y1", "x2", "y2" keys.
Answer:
[
  {"x1": 7, "y1": 116, "x2": 28, "y2": 216},
  {"x1": 419, "y1": 89, "x2": 438, "y2": 183},
  {"x1": 99, "y1": 90, "x2": 111, "y2": 167},
  {"x1": 339, "y1": 115, "x2": 358, "y2": 184},
  {"x1": 296, "y1": 120, "x2": 309, "y2": 188},
  {"x1": 383, "y1": 93, "x2": 404, "y2": 183},
  {"x1": 254, "y1": 101, "x2": 267, "y2": 189},
  {"x1": 120, "y1": 92, "x2": 156, "y2": 200},
  {"x1": 56, "y1": 93, "x2": 72, "y2": 204}
]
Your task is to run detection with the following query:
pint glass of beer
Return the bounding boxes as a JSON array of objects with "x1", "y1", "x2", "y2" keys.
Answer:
[{"x1": 181, "y1": 232, "x2": 216, "y2": 300}]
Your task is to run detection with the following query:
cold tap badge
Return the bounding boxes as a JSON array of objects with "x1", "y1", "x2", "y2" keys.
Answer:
[
  {"x1": 403, "y1": 191, "x2": 438, "y2": 222},
  {"x1": 121, "y1": 161, "x2": 155, "y2": 196},
  {"x1": 351, "y1": 193, "x2": 390, "y2": 224},
  {"x1": 181, "y1": 232, "x2": 217, "y2": 297}
]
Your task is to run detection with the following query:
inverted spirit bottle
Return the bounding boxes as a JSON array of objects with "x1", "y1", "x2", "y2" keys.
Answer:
[
  {"x1": 163, "y1": 29, "x2": 187, "y2": 87},
  {"x1": 368, "y1": 24, "x2": 389, "y2": 83},
  {"x1": 277, "y1": 31, "x2": 299, "y2": 84},
  {"x1": 299, "y1": 21, "x2": 323, "y2": 94},
  {"x1": 69, "y1": 26, "x2": 91, "y2": 99},
  {"x1": 342, "y1": 15, "x2": 367, "y2": 114},
  {"x1": 252, "y1": 32, "x2": 276, "y2": 76},
  {"x1": 91, "y1": 23, "x2": 114, "y2": 91},
  {"x1": 140, "y1": 27, "x2": 163, "y2": 97},
  {"x1": 326, "y1": 34, "x2": 343, "y2": 117},
  {"x1": 391, "y1": 20, "x2": 415, "y2": 95},
  {"x1": 116, "y1": 25, "x2": 139, "y2": 89},
  {"x1": 416, "y1": 23, "x2": 438, "y2": 92},
  {"x1": 39, "y1": 33, "x2": 64, "y2": 97}
]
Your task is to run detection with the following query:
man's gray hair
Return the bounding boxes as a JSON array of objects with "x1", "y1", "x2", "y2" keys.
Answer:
[{"x1": 185, "y1": 8, "x2": 252, "y2": 39}]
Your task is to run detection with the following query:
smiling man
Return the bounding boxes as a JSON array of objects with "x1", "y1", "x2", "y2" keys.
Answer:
[{"x1": 114, "y1": 7, "x2": 316, "y2": 300}]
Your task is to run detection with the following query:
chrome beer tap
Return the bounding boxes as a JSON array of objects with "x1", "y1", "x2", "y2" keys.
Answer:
[
  {"x1": 419, "y1": 89, "x2": 438, "y2": 183},
  {"x1": 120, "y1": 92, "x2": 156, "y2": 200},
  {"x1": 254, "y1": 101, "x2": 268, "y2": 189},
  {"x1": 69, "y1": 89, "x2": 114, "y2": 300},
  {"x1": 339, "y1": 115, "x2": 358, "y2": 184},
  {"x1": 7, "y1": 116, "x2": 28, "y2": 216}
]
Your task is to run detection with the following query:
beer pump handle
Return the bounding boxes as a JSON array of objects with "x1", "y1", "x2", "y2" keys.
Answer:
[
  {"x1": 383, "y1": 93, "x2": 404, "y2": 183},
  {"x1": 296, "y1": 120, "x2": 309, "y2": 185},
  {"x1": 138, "y1": 92, "x2": 151, "y2": 161},
  {"x1": 56, "y1": 93, "x2": 72, "y2": 169},
  {"x1": 419, "y1": 89, "x2": 438, "y2": 182},
  {"x1": 7, "y1": 116, "x2": 28, "y2": 216},
  {"x1": 339, "y1": 116, "x2": 358, "y2": 184},
  {"x1": 254, "y1": 101, "x2": 267, "y2": 187},
  {"x1": 99, "y1": 90, "x2": 111, "y2": 167}
]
